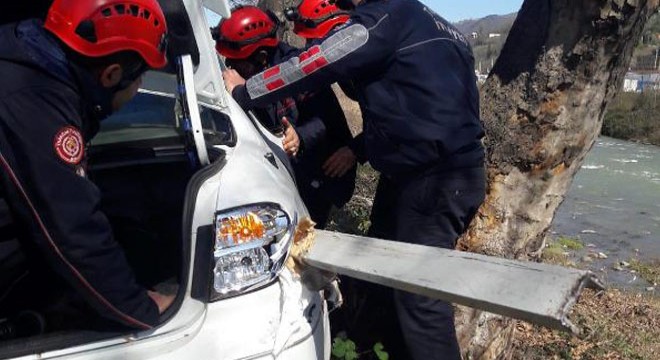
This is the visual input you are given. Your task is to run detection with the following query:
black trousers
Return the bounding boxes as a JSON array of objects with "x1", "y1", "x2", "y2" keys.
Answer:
[
  {"x1": 298, "y1": 184, "x2": 334, "y2": 229},
  {"x1": 367, "y1": 165, "x2": 485, "y2": 360}
]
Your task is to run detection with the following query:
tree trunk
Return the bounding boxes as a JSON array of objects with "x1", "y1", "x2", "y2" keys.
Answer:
[
  {"x1": 257, "y1": 0, "x2": 306, "y2": 48},
  {"x1": 455, "y1": 1, "x2": 659, "y2": 359}
]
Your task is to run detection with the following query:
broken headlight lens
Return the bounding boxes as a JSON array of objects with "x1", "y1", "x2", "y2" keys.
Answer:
[{"x1": 211, "y1": 203, "x2": 293, "y2": 300}]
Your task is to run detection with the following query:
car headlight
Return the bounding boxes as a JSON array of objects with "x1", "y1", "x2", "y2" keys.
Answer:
[{"x1": 211, "y1": 203, "x2": 294, "y2": 301}]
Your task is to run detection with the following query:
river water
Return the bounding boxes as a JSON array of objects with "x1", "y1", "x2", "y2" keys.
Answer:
[{"x1": 551, "y1": 136, "x2": 659, "y2": 290}]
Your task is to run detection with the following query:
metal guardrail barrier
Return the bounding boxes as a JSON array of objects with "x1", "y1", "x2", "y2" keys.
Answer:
[{"x1": 305, "y1": 230, "x2": 604, "y2": 334}]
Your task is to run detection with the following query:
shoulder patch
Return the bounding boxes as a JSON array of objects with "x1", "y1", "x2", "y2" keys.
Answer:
[
  {"x1": 53, "y1": 126, "x2": 84, "y2": 165},
  {"x1": 247, "y1": 24, "x2": 369, "y2": 100}
]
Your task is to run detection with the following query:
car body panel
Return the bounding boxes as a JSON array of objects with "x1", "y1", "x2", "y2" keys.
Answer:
[{"x1": 13, "y1": 272, "x2": 326, "y2": 360}]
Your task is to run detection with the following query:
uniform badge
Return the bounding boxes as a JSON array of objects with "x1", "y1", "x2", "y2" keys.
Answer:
[{"x1": 53, "y1": 126, "x2": 84, "y2": 165}]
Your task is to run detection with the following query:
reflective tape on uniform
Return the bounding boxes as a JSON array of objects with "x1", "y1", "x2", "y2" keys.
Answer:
[{"x1": 247, "y1": 24, "x2": 370, "y2": 99}]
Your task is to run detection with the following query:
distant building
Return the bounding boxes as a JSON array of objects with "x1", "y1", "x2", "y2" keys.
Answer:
[
  {"x1": 623, "y1": 75, "x2": 639, "y2": 92},
  {"x1": 477, "y1": 74, "x2": 488, "y2": 84},
  {"x1": 488, "y1": 33, "x2": 501, "y2": 38},
  {"x1": 474, "y1": 70, "x2": 488, "y2": 85},
  {"x1": 623, "y1": 72, "x2": 660, "y2": 92},
  {"x1": 471, "y1": 32, "x2": 479, "y2": 39}
]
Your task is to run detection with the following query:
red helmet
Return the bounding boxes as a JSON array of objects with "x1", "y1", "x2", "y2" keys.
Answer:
[
  {"x1": 214, "y1": 6, "x2": 280, "y2": 60},
  {"x1": 44, "y1": 0, "x2": 168, "y2": 69},
  {"x1": 285, "y1": 0, "x2": 350, "y2": 39}
]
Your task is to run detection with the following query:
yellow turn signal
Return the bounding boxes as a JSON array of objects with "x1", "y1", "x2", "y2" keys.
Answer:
[{"x1": 217, "y1": 212, "x2": 266, "y2": 247}]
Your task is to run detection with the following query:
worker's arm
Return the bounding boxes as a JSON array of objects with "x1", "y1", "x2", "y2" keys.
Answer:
[
  {"x1": 293, "y1": 93, "x2": 329, "y2": 155},
  {"x1": 295, "y1": 115, "x2": 327, "y2": 155},
  {"x1": 0, "y1": 87, "x2": 159, "y2": 329},
  {"x1": 296, "y1": 88, "x2": 359, "y2": 178},
  {"x1": 228, "y1": 10, "x2": 395, "y2": 109}
]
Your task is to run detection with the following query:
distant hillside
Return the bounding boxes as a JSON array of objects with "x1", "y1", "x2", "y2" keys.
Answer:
[
  {"x1": 633, "y1": 12, "x2": 660, "y2": 70},
  {"x1": 453, "y1": 13, "x2": 518, "y2": 74},
  {"x1": 453, "y1": 11, "x2": 659, "y2": 74},
  {"x1": 454, "y1": 13, "x2": 518, "y2": 38}
]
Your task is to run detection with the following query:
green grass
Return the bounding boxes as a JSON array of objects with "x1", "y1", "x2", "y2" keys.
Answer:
[
  {"x1": 556, "y1": 236, "x2": 584, "y2": 251},
  {"x1": 542, "y1": 236, "x2": 584, "y2": 265},
  {"x1": 629, "y1": 259, "x2": 660, "y2": 285},
  {"x1": 542, "y1": 242, "x2": 569, "y2": 265}
]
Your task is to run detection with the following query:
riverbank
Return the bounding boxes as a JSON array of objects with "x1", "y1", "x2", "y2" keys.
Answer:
[
  {"x1": 602, "y1": 91, "x2": 660, "y2": 146},
  {"x1": 513, "y1": 238, "x2": 660, "y2": 359}
]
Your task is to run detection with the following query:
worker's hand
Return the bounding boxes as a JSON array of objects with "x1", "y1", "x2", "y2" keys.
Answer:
[
  {"x1": 222, "y1": 68, "x2": 246, "y2": 94},
  {"x1": 323, "y1": 146, "x2": 356, "y2": 178},
  {"x1": 282, "y1": 117, "x2": 300, "y2": 157},
  {"x1": 147, "y1": 290, "x2": 175, "y2": 314}
]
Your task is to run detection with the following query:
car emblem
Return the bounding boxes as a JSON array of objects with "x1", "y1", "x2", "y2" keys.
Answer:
[{"x1": 264, "y1": 152, "x2": 278, "y2": 168}]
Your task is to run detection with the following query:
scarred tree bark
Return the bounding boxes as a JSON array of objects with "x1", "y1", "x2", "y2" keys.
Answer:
[{"x1": 455, "y1": 1, "x2": 660, "y2": 359}]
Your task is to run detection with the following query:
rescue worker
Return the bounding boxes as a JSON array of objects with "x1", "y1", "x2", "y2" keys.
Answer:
[
  {"x1": 0, "y1": 0, "x2": 173, "y2": 331},
  {"x1": 214, "y1": 6, "x2": 357, "y2": 228},
  {"x1": 284, "y1": 0, "x2": 364, "y2": 181},
  {"x1": 285, "y1": 0, "x2": 350, "y2": 41},
  {"x1": 223, "y1": 0, "x2": 486, "y2": 358}
]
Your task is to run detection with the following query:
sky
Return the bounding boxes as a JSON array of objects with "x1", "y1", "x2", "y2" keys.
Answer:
[
  {"x1": 419, "y1": 0, "x2": 523, "y2": 22},
  {"x1": 207, "y1": 0, "x2": 524, "y2": 24}
]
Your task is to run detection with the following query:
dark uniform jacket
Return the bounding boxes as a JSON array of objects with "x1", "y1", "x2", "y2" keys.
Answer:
[
  {"x1": 0, "y1": 20, "x2": 158, "y2": 329},
  {"x1": 254, "y1": 43, "x2": 357, "y2": 208},
  {"x1": 233, "y1": 0, "x2": 485, "y2": 176}
]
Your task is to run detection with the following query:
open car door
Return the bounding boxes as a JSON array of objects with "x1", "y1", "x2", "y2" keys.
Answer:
[{"x1": 172, "y1": 0, "x2": 233, "y2": 167}]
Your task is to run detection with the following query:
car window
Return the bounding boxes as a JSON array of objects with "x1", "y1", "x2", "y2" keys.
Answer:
[
  {"x1": 93, "y1": 71, "x2": 235, "y2": 148},
  {"x1": 92, "y1": 71, "x2": 179, "y2": 146},
  {"x1": 92, "y1": 92, "x2": 179, "y2": 146},
  {"x1": 142, "y1": 70, "x2": 178, "y2": 94}
]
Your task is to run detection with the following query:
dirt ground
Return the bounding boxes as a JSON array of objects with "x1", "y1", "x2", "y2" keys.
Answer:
[{"x1": 511, "y1": 288, "x2": 659, "y2": 360}]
